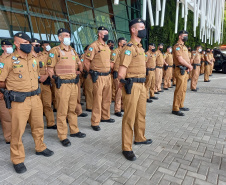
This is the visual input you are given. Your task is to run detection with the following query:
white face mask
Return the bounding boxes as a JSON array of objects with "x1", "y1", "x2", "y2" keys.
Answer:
[
  {"x1": 6, "y1": 47, "x2": 13, "y2": 54},
  {"x1": 199, "y1": 48, "x2": 202, "y2": 52},
  {"x1": 63, "y1": 37, "x2": 71, "y2": 46},
  {"x1": 46, "y1": 45, "x2": 51, "y2": 51}
]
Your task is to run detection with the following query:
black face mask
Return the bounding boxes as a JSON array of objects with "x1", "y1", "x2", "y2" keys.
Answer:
[
  {"x1": 34, "y1": 46, "x2": 40, "y2": 53},
  {"x1": 137, "y1": 29, "x2": 146, "y2": 39},
  {"x1": 182, "y1": 36, "x2": 188, "y2": 42},
  {"x1": 103, "y1": 34, "x2": 109, "y2": 42},
  {"x1": 20, "y1": 44, "x2": 32, "y2": 54},
  {"x1": 152, "y1": 49, "x2": 155, "y2": 52},
  {"x1": 159, "y1": 48, "x2": 163, "y2": 52},
  {"x1": 110, "y1": 46, "x2": 114, "y2": 50}
]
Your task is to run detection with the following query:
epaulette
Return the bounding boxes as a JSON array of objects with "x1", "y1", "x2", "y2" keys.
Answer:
[{"x1": 127, "y1": 43, "x2": 133, "y2": 47}]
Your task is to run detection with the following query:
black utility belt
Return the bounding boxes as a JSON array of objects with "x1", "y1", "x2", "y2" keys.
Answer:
[
  {"x1": 125, "y1": 78, "x2": 146, "y2": 83},
  {"x1": 90, "y1": 70, "x2": 110, "y2": 76},
  {"x1": 0, "y1": 88, "x2": 41, "y2": 109},
  {"x1": 204, "y1": 61, "x2": 209, "y2": 65},
  {"x1": 147, "y1": 68, "x2": 156, "y2": 71},
  {"x1": 120, "y1": 78, "x2": 146, "y2": 94},
  {"x1": 156, "y1": 66, "x2": 163, "y2": 69},
  {"x1": 168, "y1": 65, "x2": 173, "y2": 67},
  {"x1": 42, "y1": 76, "x2": 51, "y2": 85},
  {"x1": 193, "y1": 64, "x2": 201, "y2": 66},
  {"x1": 176, "y1": 66, "x2": 188, "y2": 75},
  {"x1": 52, "y1": 75, "x2": 79, "y2": 89},
  {"x1": 113, "y1": 71, "x2": 118, "y2": 79}
]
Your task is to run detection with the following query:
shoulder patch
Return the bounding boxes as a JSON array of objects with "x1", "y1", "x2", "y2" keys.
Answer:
[
  {"x1": 0, "y1": 62, "x2": 5, "y2": 69},
  {"x1": 127, "y1": 43, "x2": 133, "y2": 47},
  {"x1": 49, "y1": 53, "x2": 54, "y2": 58},
  {"x1": 176, "y1": 47, "x2": 180, "y2": 51},
  {"x1": 125, "y1": 50, "x2": 131, "y2": 56},
  {"x1": 81, "y1": 59, "x2": 84, "y2": 62},
  {"x1": 89, "y1": 47, "x2": 93, "y2": 51},
  {"x1": 112, "y1": 53, "x2": 116, "y2": 56}
]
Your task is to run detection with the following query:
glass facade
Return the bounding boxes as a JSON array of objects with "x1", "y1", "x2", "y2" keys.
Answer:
[{"x1": 0, "y1": 0, "x2": 142, "y2": 54}]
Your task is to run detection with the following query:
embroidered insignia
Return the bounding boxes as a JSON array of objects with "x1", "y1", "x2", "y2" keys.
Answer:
[
  {"x1": 0, "y1": 63, "x2": 5, "y2": 68},
  {"x1": 61, "y1": 57, "x2": 68, "y2": 59},
  {"x1": 12, "y1": 56, "x2": 18, "y2": 60},
  {"x1": 47, "y1": 59, "x2": 52, "y2": 65},
  {"x1": 13, "y1": 61, "x2": 20, "y2": 64},
  {"x1": 176, "y1": 47, "x2": 180, "y2": 51},
  {"x1": 19, "y1": 74, "x2": 22, "y2": 78},
  {"x1": 112, "y1": 53, "x2": 116, "y2": 56},
  {"x1": 49, "y1": 53, "x2": 54, "y2": 58},
  {"x1": 13, "y1": 65, "x2": 23, "y2": 68},
  {"x1": 33, "y1": 60, "x2": 37, "y2": 65},
  {"x1": 125, "y1": 50, "x2": 131, "y2": 56},
  {"x1": 86, "y1": 53, "x2": 91, "y2": 57},
  {"x1": 72, "y1": 56, "x2": 76, "y2": 60},
  {"x1": 89, "y1": 47, "x2": 93, "y2": 51},
  {"x1": 81, "y1": 59, "x2": 84, "y2": 62}
]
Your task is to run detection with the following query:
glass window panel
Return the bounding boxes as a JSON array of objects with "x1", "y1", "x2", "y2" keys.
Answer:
[
  {"x1": 67, "y1": 2, "x2": 95, "y2": 25},
  {"x1": 93, "y1": 0, "x2": 110, "y2": 13},
  {"x1": 69, "y1": 0, "x2": 92, "y2": 7},
  {"x1": 0, "y1": 0, "x2": 27, "y2": 11},
  {"x1": 27, "y1": 0, "x2": 67, "y2": 19},
  {"x1": 30, "y1": 16, "x2": 69, "y2": 42},
  {"x1": 114, "y1": 16, "x2": 129, "y2": 32}
]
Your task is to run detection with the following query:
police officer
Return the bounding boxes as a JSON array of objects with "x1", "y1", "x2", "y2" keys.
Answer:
[
  {"x1": 84, "y1": 26, "x2": 115, "y2": 131},
  {"x1": 145, "y1": 43, "x2": 158, "y2": 102},
  {"x1": 47, "y1": 28, "x2": 86, "y2": 147},
  {"x1": 0, "y1": 40, "x2": 12, "y2": 144},
  {"x1": 200, "y1": 50, "x2": 205, "y2": 75},
  {"x1": 163, "y1": 46, "x2": 173, "y2": 90},
  {"x1": 172, "y1": 30, "x2": 193, "y2": 116},
  {"x1": 0, "y1": 32, "x2": 54, "y2": 173},
  {"x1": 82, "y1": 45, "x2": 93, "y2": 112},
  {"x1": 118, "y1": 18, "x2": 152, "y2": 161},
  {"x1": 111, "y1": 37, "x2": 127, "y2": 117},
  {"x1": 107, "y1": 40, "x2": 114, "y2": 51},
  {"x1": 204, "y1": 48, "x2": 212, "y2": 82},
  {"x1": 187, "y1": 46, "x2": 192, "y2": 80},
  {"x1": 209, "y1": 49, "x2": 215, "y2": 76},
  {"x1": 190, "y1": 45, "x2": 202, "y2": 91},
  {"x1": 155, "y1": 43, "x2": 167, "y2": 93}
]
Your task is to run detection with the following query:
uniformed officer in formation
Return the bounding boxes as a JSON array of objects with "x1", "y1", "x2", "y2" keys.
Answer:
[
  {"x1": 172, "y1": 30, "x2": 193, "y2": 116},
  {"x1": 111, "y1": 37, "x2": 127, "y2": 117},
  {"x1": 209, "y1": 49, "x2": 215, "y2": 76},
  {"x1": 145, "y1": 43, "x2": 158, "y2": 102},
  {"x1": 84, "y1": 26, "x2": 115, "y2": 132},
  {"x1": 204, "y1": 48, "x2": 212, "y2": 82},
  {"x1": 0, "y1": 32, "x2": 54, "y2": 173},
  {"x1": 163, "y1": 46, "x2": 174, "y2": 90},
  {"x1": 118, "y1": 18, "x2": 152, "y2": 161},
  {"x1": 190, "y1": 45, "x2": 202, "y2": 91},
  {"x1": 47, "y1": 28, "x2": 86, "y2": 147},
  {"x1": 0, "y1": 40, "x2": 13, "y2": 144},
  {"x1": 200, "y1": 50, "x2": 205, "y2": 75}
]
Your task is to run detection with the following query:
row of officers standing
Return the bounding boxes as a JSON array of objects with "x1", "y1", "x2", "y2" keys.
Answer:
[{"x1": 0, "y1": 18, "x2": 215, "y2": 174}]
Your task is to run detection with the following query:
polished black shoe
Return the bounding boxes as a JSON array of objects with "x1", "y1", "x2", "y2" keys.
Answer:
[
  {"x1": 173, "y1": 84, "x2": 176, "y2": 86},
  {"x1": 154, "y1": 92, "x2": 160, "y2": 94},
  {"x1": 78, "y1": 113, "x2": 88, "y2": 117},
  {"x1": 60, "y1": 139, "x2": 71, "y2": 147},
  {"x1": 159, "y1": 90, "x2": 164, "y2": 92},
  {"x1": 101, "y1": 118, "x2": 115, "y2": 123},
  {"x1": 122, "y1": 151, "x2": 136, "y2": 161},
  {"x1": 70, "y1": 132, "x2": 86, "y2": 138},
  {"x1": 115, "y1": 112, "x2": 123, "y2": 117},
  {"x1": 163, "y1": 88, "x2": 169, "y2": 90},
  {"x1": 204, "y1": 80, "x2": 211, "y2": 82},
  {"x1": 86, "y1": 109, "x2": 92, "y2": 112},
  {"x1": 150, "y1": 96, "x2": 158, "y2": 100},
  {"x1": 13, "y1": 163, "x2": 27, "y2": 174},
  {"x1": 47, "y1": 125, "x2": 57, "y2": 129},
  {"x1": 91, "y1": 125, "x2": 101, "y2": 131},
  {"x1": 134, "y1": 139, "x2": 153, "y2": 145},
  {"x1": 191, "y1": 89, "x2": 197, "y2": 92},
  {"x1": 36, "y1": 148, "x2": 54, "y2": 157},
  {"x1": 121, "y1": 110, "x2": 124, "y2": 112},
  {"x1": 6, "y1": 141, "x2": 10, "y2": 144},
  {"x1": 180, "y1": 107, "x2": 189, "y2": 111},
  {"x1": 147, "y1": 99, "x2": 153, "y2": 103},
  {"x1": 53, "y1": 108, "x2": 57, "y2": 112},
  {"x1": 172, "y1": 111, "x2": 185, "y2": 116}
]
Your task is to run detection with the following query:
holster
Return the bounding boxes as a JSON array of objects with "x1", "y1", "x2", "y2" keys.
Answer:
[
  {"x1": 52, "y1": 75, "x2": 61, "y2": 89},
  {"x1": 0, "y1": 88, "x2": 11, "y2": 109},
  {"x1": 164, "y1": 65, "x2": 169, "y2": 70},
  {"x1": 120, "y1": 79, "x2": 133, "y2": 94},
  {"x1": 177, "y1": 66, "x2": 187, "y2": 75},
  {"x1": 52, "y1": 75, "x2": 80, "y2": 89},
  {"x1": 90, "y1": 70, "x2": 99, "y2": 83},
  {"x1": 43, "y1": 76, "x2": 51, "y2": 85},
  {"x1": 83, "y1": 70, "x2": 89, "y2": 79},
  {"x1": 205, "y1": 61, "x2": 209, "y2": 65},
  {"x1": 113, "y1": 71, "x2": 118, "y2": 79},
  {"x1": 146, "y1": 68, "x2": 149, "y2": 76}
]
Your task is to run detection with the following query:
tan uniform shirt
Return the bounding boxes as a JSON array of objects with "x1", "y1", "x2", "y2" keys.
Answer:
[
  {"x1": 111, "y1": 48, "x2": 121, "y2": 72},
  {"x1": 120, "y1": 39, "x2": 146, "y2": 78},
  {"x1": 146, "y1": 50, "x2": 156, "y2": 68},
  {"x1": 201, "y1": 53, "x2": 205, "y2": 61},
  {"x1": 191, "y1": 51, "x2": 201, "y2": 64},
  {"x1": 188, "y1": 51, "x2": 192, "y2": 59},
  {"x1": 156, "y1": 50, "x2": 164, "y2": 67},
  {"x1": 0, "y1": 50, "x2": 40, "y2": 92},
  {"x1": 204, "y1": 53, "x2": 211, "y2": 63},
  {"x1": 164, "y1": 52, "x2": 173, "y2": 66},
  {"x1": 39, "y1": 51, "x2": 49, "y2": 75},
  {"x1": 173, "y1": 41, "x2": 190, "y2": 66},
  {"x1": 47, "y1": 43, "x2": 80, "y2": 79},
  {"x1": 85, "y1": 40, "x2": 111, "y2": 73}
]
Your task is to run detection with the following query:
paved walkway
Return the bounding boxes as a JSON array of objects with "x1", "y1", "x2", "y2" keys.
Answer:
[{"x1": 0, "y1": 72, "x2": 226, "y2": 185}]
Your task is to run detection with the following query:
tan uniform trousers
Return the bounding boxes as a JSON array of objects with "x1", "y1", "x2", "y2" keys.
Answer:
[
  {"x1": 9, "y1": 95, "x2": 46, "y2": 164},
  {"x1": 114, "y1": 78, "x2": 123, "y2": 113},
  {"x1": 0, "y1": 99, "x2": 11, "y2": 142},
  {"x1": 172, "y1": 68, "x2": 188, "y2": 111},
  {"x1": 145, "y1": 70, "x2": 155, "y2": 99},
  {"x1": 40, "y1": 83, "x2": 55, "y2": 127},
  {"x1": 190, "y1": 66, "x2": 200, "y2": 90},
  {"x1": 163, "y1": 67, "x2": 173, "y2": 88},
  {"x1": 75, "y1": 79, "x2": 82, "y2": 116},
  {"x1": 200, "y1": 62, "x2": 205, "y2": 74},
  {"x1": 84, "y1": 74, "x2": 93, "y2": 110},
  {"x1": 204, "y1": 64, "x2": 210, "y2": 81},
  {"x1": 122, "y1": 83, "x2": 147, "y2": 151},
  {"x1": 172, "y1": 68, "x2": 176, "y2": 85},
  {"x1": 55, "y1": 83, "x2": 79, "y2": 141},
  {"x1": 155, "y1": 68, "x2": 163, "y2": 92},
  {"x1": 91, "y1": 75, "x2": 111, "y2": 126},
  {"x1": 51, "y1": 79, "x2": 57, "y2": 109},
  {"x1": 111, "y1": 74, "x2": 116, "y2": 101}
]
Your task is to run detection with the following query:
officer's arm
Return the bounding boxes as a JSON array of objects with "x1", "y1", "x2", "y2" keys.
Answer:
[
  {"x1": 0, "y1": 81, "x2": 6, "y2": 88},
  {"x1": 84, "y1": 45, "x2": 95, "y2": 72},
  {"x1": 47, "y1": 49, "x2": 57, "y2": 78},
  {"x1": 47, "y1": 67, "x2": 54, "y2": 78},
  {"x1": 78, "y1": 61, "x2": 83, "y2": 72},
  {"x1": 177, "y1": 56, "x2": 192, "y2": 71},
  {"x1": 118, "y1": 66, "x2": 127, "y2": 80},
  {"x1": 84, "y1": 58, "x2": 91, "y2": 72},
  {"x1": 110, "y1": 62, "x2": 114, "y2": 70}
]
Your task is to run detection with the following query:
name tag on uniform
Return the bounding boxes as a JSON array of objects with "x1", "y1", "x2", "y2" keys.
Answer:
[
  {"x1": 13, "y1": 65, "x2": 23, "y2": 68},
  {"x1": 61, "y1": 57, "x2": 68, "y2": 59},
  {"x1": 13, "y1": 61, "x2": 20, "y2": 64},
  {"x1": 125, "y1": 50, "x2": 131, "y2": 56}
]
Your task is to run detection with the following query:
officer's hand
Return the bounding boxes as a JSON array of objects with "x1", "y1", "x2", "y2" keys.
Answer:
[
  {"x1": 166, "y1": 63, "x2": 169, "y2": 66},
  {"x1": 76, "y1": 71, "x2": 81, "y2": 75},
  {"x1": 39, "y1": 75, "x2": 48, "y2": 83},
  {"x1": 0, "y1": 92, "x2": 3, "y2": 100},
  {"x1": 119, "y1": 82, "x2": 123, "y2": 89},
  {"x1": 188, "y1": 65, "x2": 193, "y2": 71}
]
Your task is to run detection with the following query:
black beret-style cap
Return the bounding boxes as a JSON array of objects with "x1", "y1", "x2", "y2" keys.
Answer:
[
  {"x1": 84, "y1": 45, "x2": 89, "y2": 51},
  {"x1": 158, "y1": 43, "x2": 164, "y2": 46},
  {"x1": 42, "y1": 41, "x2": 50, "y2": 44},
  {"x1": 129, "y1": 18, "x2": 145, "y2": 28},
  {"x1": 107, "y1": 40, "x2": 114, "y2": 44},
  {"x1": 31, "y1": 38, "x2": 41, "y2": 44},
  {"x1": 1, "y1": 40, "x2": 12, "y2": 46},
  {"x1": 98, "y1": 26, "x2": 108, "y2": 31},
  {"x1": 178, "y1": 30, "x2": 188, "y2": 35},
  {"x1": 118, "y1": 37, "x2": 127, "y2": 42},
  {"x1": 167, "y1": 46, "x2": 172, "y2": 49},
  {"x1": 149, "y1": 43, "x2": 155, "y2": 46},
  {"x1": 14, "y1": 32, "x2": 31, "y2": 42},
  {"x1": 57, "y1": 28, "x2": 70, "y2": 35}
]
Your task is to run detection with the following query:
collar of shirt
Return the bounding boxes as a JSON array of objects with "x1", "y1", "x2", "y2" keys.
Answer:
[
  {"x1": 130, "y1": 39, "x2": 142, "y2": 48},
  {"x1": 177, "y1": 40, "x2": 184, "y2": 46},
  {"x1": 97, "y1": 40, "x2": 107, "y2": 46},
  {"x1": 60, "y1": 43, "x2": 72, "y2": 51},
  {"x1": 0, "y1": 53, "x2": 10, "y2": 59}
]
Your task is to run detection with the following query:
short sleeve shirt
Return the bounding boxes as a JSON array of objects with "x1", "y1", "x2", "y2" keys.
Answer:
[
  {"x1": 173, "y1": 41, "x2": 190, "y2": 66},
  {"x1": 146, "y1": 50, "x2": 157, "y2": 68}
]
